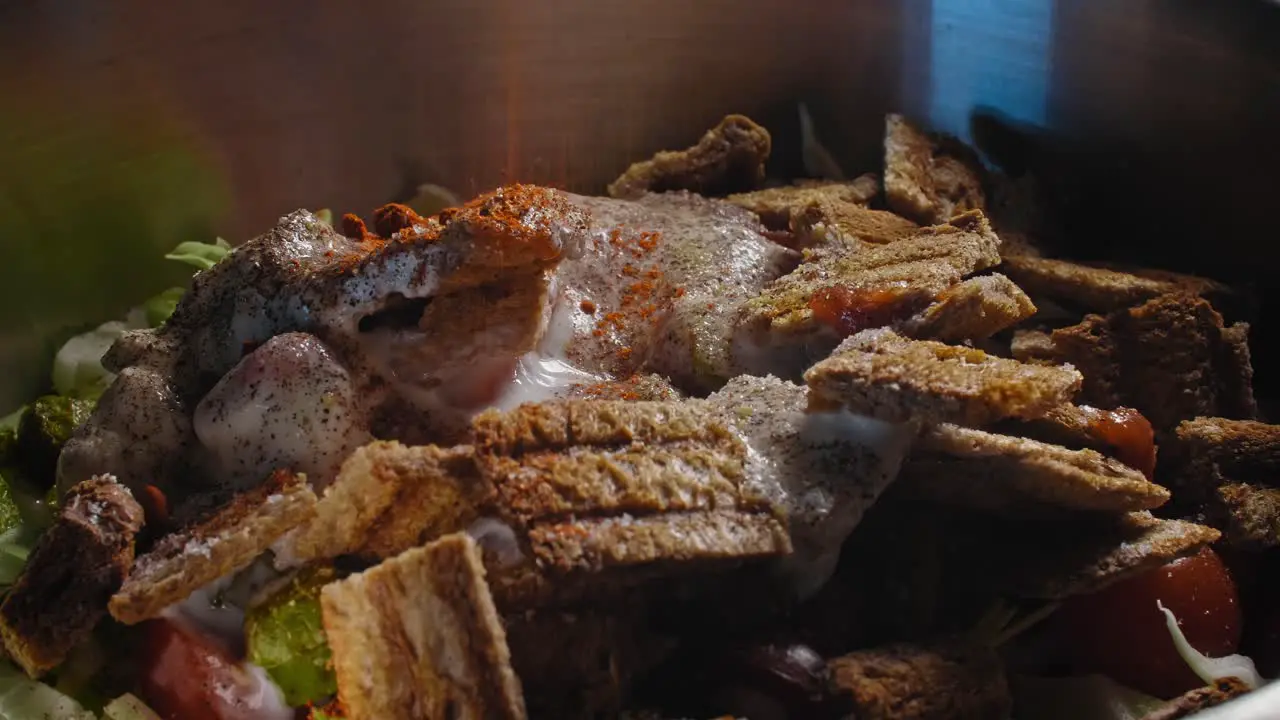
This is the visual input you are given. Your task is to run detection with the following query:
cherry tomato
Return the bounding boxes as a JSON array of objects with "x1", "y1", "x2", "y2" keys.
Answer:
[
  {"x1": 1051, "y1": 547, "x2": 1242, "y2": 699},
  {"x1": 137, "y1": 619, "x2": 291, "y2": 720}
]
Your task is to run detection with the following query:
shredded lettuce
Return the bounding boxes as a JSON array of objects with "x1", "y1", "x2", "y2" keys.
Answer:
[
  {"x1": 799, "y1": 103, "x2": 846, "y2": 181},
  {"x1": 0, "y1": 411, "x2": 20, "y2": 434},
  {"x1": 245, "y1": 565, "x2": 338, "y2": 707},
  {"x1": 1012, "y1": 674, "x2": 1165, "y2": 720},
  {"x1": 1156, "y1": 600, "x2": 1265, "y2": 689},
  {"x1": 0, "y1": 661, "x2": 94, "y2": 720},
  {"x1": 163, "y1": 237, "x2": 232, "y2": 271},
  {"x1": 140, "y1": 287, "x2": 186, "y2": 329},
  {"x1": 51, "y1": 319, "x2": 138, "y2": 401},
  {"x1": 101, "y1": 694, "x2": 161, "y2": 720},
  {"x1": 314, "y1": 209, "x2": 333, "y2": 226},
  {"x1": 0, "y1": 528, "x2": 30, "y2": 588},
  {"x1": 406, "y1": 184, "x2": 460, "y2": 218}
]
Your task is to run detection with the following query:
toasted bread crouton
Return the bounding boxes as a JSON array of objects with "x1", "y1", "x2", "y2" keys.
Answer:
[
  {"x1": 1010, "y1": 295, "x2": 1257, "y2": 432},
  {"x1": 727, "y1": 175, "x2": 880, "y2": 230},
  {"x1": 1000, "y1": 255, "x2": 1230, "y2": 313},
  {"x1": 281, "y1": 442, "x2": 483, "y2": 565},
  {"x1": 788, "y1": 199, "x2": 919, "y2": 248},
  {"x1": 0, "y1": 476, "x2": 143, "y2": 676},
  {"x1": 110, "y1": 470, "x2": 316, "y2": 624},
  {"x1": 470, "y1": 400, "x2": 790, "y2": 608},
  {"x1": 804, "y1": 328, "x2": 1081, "y2": 426},
  {"x1": 901, "y1": 424, "x2": 1168, "y2": 513},
  {"x1": 899, "y1": 273, "x2": 1036, "y2": 342},
  {"x1": 608, "y1": 115, "x2": 772, "y2": 199},
  {"x1": 321, "y1": 533, "x2": 526, "y2": 720},
  {"x1": 740, "y1": 210, "x2": 1003, "y2": 351},
  {"x1": 884, "y1": 114, "x2": 986, "y2": 225}
]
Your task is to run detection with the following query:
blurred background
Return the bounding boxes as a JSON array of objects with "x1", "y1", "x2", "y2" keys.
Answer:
[{"x1": 2, "y1": 0, "x2": 1279, "y2": 412}]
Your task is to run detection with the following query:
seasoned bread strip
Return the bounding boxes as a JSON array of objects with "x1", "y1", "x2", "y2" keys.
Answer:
[
  {"x1": 0, "y1": 476, "x2": 143, "y2": 676},
  {"x1": 884, "y1": 114, "x2": 986, "y2": 225},
  {"x1": 728, "y1": 175, "x2": 881, "y2": 231},
  {"x1": 804, "y1": 328, "x2": 1081, "y2": 426},
  {"x1": 110, "y1": 470, "x2": 317, "y2": 624},
  {"x1": 280, "y1": 442, "x2": 482, "y2": 565},
  {"x1": 901, "y1": 424, "x2": 1168, "y2": 513},
  {"x1": 321, "y1": 533, "x2": 527, "y2": 720},
  {"x1": 608, "y1": 115, "x2": 771, "y2": 199}
]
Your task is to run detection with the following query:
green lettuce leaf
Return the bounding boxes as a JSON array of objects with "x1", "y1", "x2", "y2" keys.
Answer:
[
  {"x1": 0, "y1": 660, "x2": 94, "y2": 719},
  {"x1": 163, "y1": 237, "x2": 232, "y2": 271},
  {"x1": 245, "y1": 565, "x2": 338, "y2": 707},
  {"x1": 141, "y1": 287, "x2": 186, "y2": 328},
  {"x1": 101, "y1": 694, "x2": 162, "y2": 720}
]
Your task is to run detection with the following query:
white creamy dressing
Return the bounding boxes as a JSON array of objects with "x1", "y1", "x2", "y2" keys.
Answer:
[{"x1": 494, "y1": 288, "x2": 608, "y2": 410}]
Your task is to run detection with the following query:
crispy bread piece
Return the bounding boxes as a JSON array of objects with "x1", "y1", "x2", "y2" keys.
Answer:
[
  {"x1": 884, "y1": 114, "x2": 987, "y2": 225},
  {"x1": 1212, "y1": 483, "x2": 1280, "y2": 550},
  {"x1": 321, "y1": 533, "x2": 526, "y2": 720},
  {"x1": 726, "y1": 175, "x2": 880, "y2": 230},
  {"x1": 966, "y1": 511, "x2": 1220, "y2": 599},
  {"x1": 607, "y1": 115, "x2": 772, "y2": 199},
  {"x1": 1171, "y1": 416, "x2": 1280, "y2": 481},
  {"x1": 789, "y1": 199, "x2": 919, "y2": 248},
  {"x1": 280, "y1": 442, "x2": 482, "y2": 565},
  {"x1": 1138, "y1": 678, "x2": 1253, "y2": 720},
  {"x1": 0, "y1": 476, "x2": 143, "y2": 677},
  {"x1": 804, "y1": 328, "x2": 1081, "y2": 426},
  {"x1": 900, "y1": 424, "x2": 1167, "y2": 513},
  {"x1": 742, "y1": 210, "x2": 1003, "y2": 340},
  {"x1": 898, "y1": 273, "x2": 1036, "y2": 343},
  {"x1": 1000, "y1": 255, "x2": 1229, "y2": 313},
  {"x1": 826, "y1": 640, "x2": 1010, "y2": 720},
  {"x1": 1012, "y1": 295, "x2": 1257, "y2": 431},
  {"x1": 471, "y1": 400, "x2": 790, "y2": 609},
  {"x1": 110, "y1": 470, "x2": 317, "y2": 624}
]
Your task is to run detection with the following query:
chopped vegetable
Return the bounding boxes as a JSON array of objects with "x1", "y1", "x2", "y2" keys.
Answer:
[
  {"x1": 102, "y1": 694, "x2": 163, "y2": 720},
  {"x1": 245, "y1": 565, "x2": 338, "y2": 707},
  {"x1": 799, "y1": 102, "x2": 846, "y2": 181},
  {"x1": 405, "y1": 184, "x2": 460, "y2": 218},
  {"x1": 140, "y1": 287, "x2": 186, "y2": 328},
  {"x1": 1012, "y1": 674, "x2": 1165, "y2": 720},
  {"x1": 51, "y1": 320, "x2": 137, "y2": 401},
  {"x1": 0, "y1": 528, "x2": 31, "y2": 588},
  {"x1": 314, "y1": 209, "x2": 333, "y2": 226},
  {"x1": 16, "y1": 395, "x2": 94, "y2": 488},
  {"x1": 1156, "y1": 600, "x2": 1264, "y2": 689},
  {"x1": 1051, "y1": 547, "x2": 1242, "y2": 699},
  {"x1": 0, "y1": 410, "x2": 20, "y2": 434},
  {"x1": 163, "y1": 238, "x2": 232, "y2": 271},
  {"x1": 138, "y1": 619, "x2": 292, "y2": 720},
  {"x1": 0, "y1": 660, "x2": 95, "y2": 719}
]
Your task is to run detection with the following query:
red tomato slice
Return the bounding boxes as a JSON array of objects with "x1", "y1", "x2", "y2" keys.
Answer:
[
  {"x1": 1051, "y1": 547, "x2": 1242, "y2": 699},
  {"x1": 137, "y1": 618, "x2": 291, "y2": 720}
]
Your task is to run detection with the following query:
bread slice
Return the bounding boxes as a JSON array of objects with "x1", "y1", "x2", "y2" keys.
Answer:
[
  {"x1": 0, "y1": 476, "x2": 143, "y2": 676},
  {"x1": 1000, "y1": 254, "x2": 1229, "y2": 313},
  {"x1": 804, "y1": 328, "x2": 1081, "y2": 426},
  {"x1": 1011, "y1": 294, "x2": 1257, "y2": 432},
  {"x1": 901, "y1": 424, "x2": 1168, "y2": 513},
  {"x1": 727, "y1": 175, "x2": 880, "y2": 230},
  {"x1": 608, "y1": 115, "x2": 771, "y2": 199},
  {"x1": 898, "y1": 273, "x2": 1036, "y2": 342},
  {"x1": 884, "y1": 114, "x2": 986, "y2": 225},
  {"x1": 280, "y1": 441, "x2": 482, "y2": 565},
  {"x1": 320, "y1": 533, "x2": 526, "y2": 720},
  {"x1": 109, "y1": 470, "x2": 316, "y2": 624}
]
